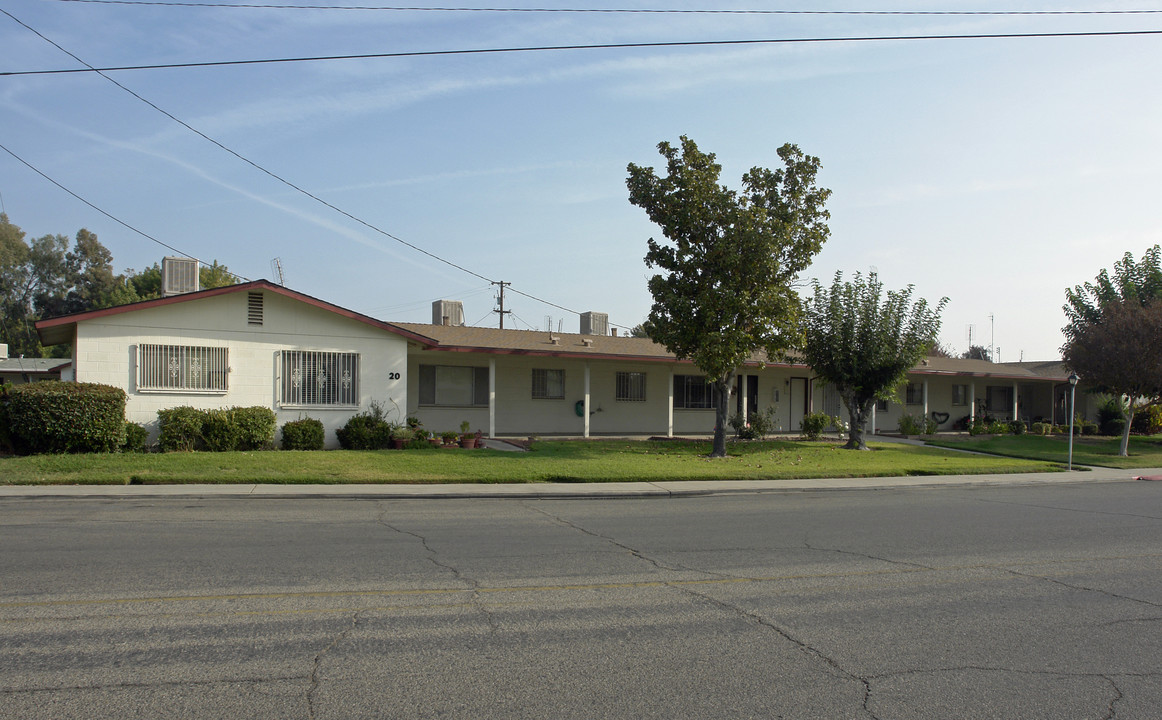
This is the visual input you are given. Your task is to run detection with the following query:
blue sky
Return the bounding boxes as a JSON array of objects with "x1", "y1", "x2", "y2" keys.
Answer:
[{"x1": 3, "y1": 1, "x2": 1160, "y2": 361}]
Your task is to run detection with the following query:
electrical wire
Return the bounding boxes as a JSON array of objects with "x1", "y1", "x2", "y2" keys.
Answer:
[
  {"x1": 2, "y1": 9, "x2": 596, "y2": 323},
  {"x1": 6, "y1": 28, "x2": 1161, "y2": 77},
  {"x1": 40, "y1": 1, "x2": 1162, "y2": 16},
  {"x1": 0, "y1": 141, "x2": 251, "y2": 282}
]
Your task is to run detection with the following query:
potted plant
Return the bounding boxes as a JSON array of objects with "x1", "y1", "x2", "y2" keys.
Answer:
[
  {"x1": 391, "y1": 426, "x2": 414, "y2": 449},
  {"x1": 459, "y1": 422, "x2": 477, "y2": 449},
  {"x1": 440, "y1": 430, "x2": 459, "y2": 446}
]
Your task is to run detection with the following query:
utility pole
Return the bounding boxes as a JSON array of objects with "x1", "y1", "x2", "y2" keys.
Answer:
[{"x1": 493, "y1": 281, "x2": 511, "y2": 329}]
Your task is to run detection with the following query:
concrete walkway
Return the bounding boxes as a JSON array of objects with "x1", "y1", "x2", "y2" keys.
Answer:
[{"x1": 2, "y1": 466, "x2": 1159, "y2": 499}]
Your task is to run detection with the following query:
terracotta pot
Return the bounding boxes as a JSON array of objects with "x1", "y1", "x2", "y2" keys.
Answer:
[{"x1": 459, "y1": 437, "x2": 477, "y2": 449}]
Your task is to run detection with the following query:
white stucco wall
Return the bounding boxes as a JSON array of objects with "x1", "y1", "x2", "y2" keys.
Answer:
[{"x1": 73, "y1": 290, "x2": 408, "y2": 448}]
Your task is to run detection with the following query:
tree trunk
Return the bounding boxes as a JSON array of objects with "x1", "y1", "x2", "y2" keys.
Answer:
[
  {"x1": 710, "y1": 374, "x2": 733, "y2": 458},
  {"x1": 842, "y1": 393, "x2": 873, "y2": 451},
  {"x1": 1120, "y1": 398, "x2": 1136, "y2": 457}
]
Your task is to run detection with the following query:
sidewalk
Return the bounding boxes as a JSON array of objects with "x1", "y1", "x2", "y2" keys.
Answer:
[{"x1": 2, "y1": 466, "x2": 1159, "y2": 499}]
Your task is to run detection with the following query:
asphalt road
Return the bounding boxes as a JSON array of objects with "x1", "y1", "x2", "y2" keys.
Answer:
[{"x1": 2, "y1": 482, "x2": 1161, "y2": 719}]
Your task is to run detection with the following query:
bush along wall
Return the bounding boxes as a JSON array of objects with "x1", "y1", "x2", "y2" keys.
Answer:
[
  {"x1": 281, "y1": 418, "x2": 325, "y2": 451},
  {"x1": 157, "y1": 405, "x2": 277, "y2": 452},
  {"x1": 5, "y1": 381, "x2": 127, "y2": 454}
]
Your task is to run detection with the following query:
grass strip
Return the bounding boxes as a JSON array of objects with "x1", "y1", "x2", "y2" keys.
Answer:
[
  {"x1": 1, "y1": 439, "x2": 1059, "y2": 485},
  {"x1": 927, "y1": 434, "x2": 1162, "y2": 469}
]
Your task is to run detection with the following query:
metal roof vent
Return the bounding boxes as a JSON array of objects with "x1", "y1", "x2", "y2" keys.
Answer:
[
  {"x1": 162, "y1": 257, "x2": 200, "y2": 297},
  {"x1": 432, "y1": 300, "x2": 465, "y2": 326},
  {"x1": 580, "y1": 311, "x2": 608, "y2": 336}
]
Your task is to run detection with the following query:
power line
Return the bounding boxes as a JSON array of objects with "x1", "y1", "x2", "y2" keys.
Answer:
[
  {"x1": 6, "y1": 28, "x2": 1161, "y2": 77},
  {"x1": 0, "y1": 141, "x2": 251, "y2": 282},
  {"x1": 1, "y1": 9, "x2": 596, "y2": 323},
  {"x1": 40, "y1": 2, "x2": 1162, "y2": 16},
  {"x1": 1, "y1": 7, "x2": 492, "y2": 287}
]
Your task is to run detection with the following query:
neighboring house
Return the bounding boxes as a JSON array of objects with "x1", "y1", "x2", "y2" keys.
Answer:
[
  {"x1": 0, "y1": 343, "x2": 72, "y2": 385},
  {"x1": 34, "y1": 279, "x2": 1076, "y2": 447}
]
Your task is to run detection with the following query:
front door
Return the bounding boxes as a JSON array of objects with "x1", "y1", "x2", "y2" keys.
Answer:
[
  {"x1": 735, "y1": 375, "x2": 759, "y2": 420},
  {"x1": 789, "y1": 377, "x2": 809, "y2": 432}
]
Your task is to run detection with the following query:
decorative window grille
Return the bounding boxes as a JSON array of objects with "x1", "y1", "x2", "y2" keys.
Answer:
[
  {"x1": 531, "y1": 368, "x2": 565, "y2": 399},
  {"x1": 418, "y1": 365, "x2": 489, "y2": 406},
  {"x1": 673, "y1": 375, "x2": 717, "y2": 409},
  {"x1": 876, "y1": 398, "x2": 889, "y2": 412},
  {"x1": 247, "y1": 292, "x2": 264, "y2": 325},
  {"x1": 615, "y1": 371, "x2": 646, "y2": 402},
  {"x1": 279, "y1": 350, "x2": 358, "y2": 407},
  {"x1": 905, "y1": 382, "x2": 924, "y2": 405},
  {"x1": 139, "y1": 344, "x2": 228, "y2": 392}
]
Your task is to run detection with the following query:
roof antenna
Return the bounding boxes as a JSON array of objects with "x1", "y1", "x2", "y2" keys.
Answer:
[{"x1": 270, "y1": 257, "x2": 285, "y2": 286}]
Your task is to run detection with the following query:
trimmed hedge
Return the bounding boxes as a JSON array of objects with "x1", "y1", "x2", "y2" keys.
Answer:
[
  {"x1": 122, "y1": 422, "x2": 149, "y2": 452},
  {"x1": 5, "y1": 381, "x2": 127, "y2": 454},
  {"x1": 158, "y1": 405, "x2": 276, "y2": 452},
  {"x1": 281, "y1": 418, "x2": 325, "y2": 451}
]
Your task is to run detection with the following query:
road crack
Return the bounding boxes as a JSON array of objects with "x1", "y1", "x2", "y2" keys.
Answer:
[{"x1": 305, "y1": 611, "x2": 360, "y2": 719}]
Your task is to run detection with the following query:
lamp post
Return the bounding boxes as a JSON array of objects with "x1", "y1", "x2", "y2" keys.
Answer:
[{"x1": 1067, "y1": 372, "x2": 1079, "y2": 471}]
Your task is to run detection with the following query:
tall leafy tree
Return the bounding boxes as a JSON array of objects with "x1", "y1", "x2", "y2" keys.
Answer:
[
  {"x1": 627, "y1": 136, "x2": 831, "y2": 457},
  {"x1": 1062, "y1": 247, "x2": 1162, "y2": 456},
  {"x1": 800, "y1": 271, "x2": 948, "y2": 450},
  {"x1": 1064, "y1": 245, "x2": 1162, "y2": 343}
]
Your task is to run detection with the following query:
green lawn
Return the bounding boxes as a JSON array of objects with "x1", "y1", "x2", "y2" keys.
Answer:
[
  {"x1": 927, "y1": 434, "x2": 1162, "y2": 469},
  {"x1": 1, "y1": 439, "x2": 1060, "y2": 485}
]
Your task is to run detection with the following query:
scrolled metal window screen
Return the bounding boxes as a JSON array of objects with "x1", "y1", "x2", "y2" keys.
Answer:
[
  {"x1": 139, "y1": 344, "x2": 227, "y2": 392},
  {"x1": 279, "y1": 350, "x2": 359, "y2": 406},
  {"x1": 616, "y1": 371, "x2": 646, "y2": 402}
]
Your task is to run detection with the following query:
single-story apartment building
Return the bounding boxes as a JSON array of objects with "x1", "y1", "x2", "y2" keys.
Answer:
[
  {"x1": 0, "y1": 343, "x2": 72, "y2": 386},
  {"x1": 34, "y1": 278, "x2": 1090, "y2": 447}
]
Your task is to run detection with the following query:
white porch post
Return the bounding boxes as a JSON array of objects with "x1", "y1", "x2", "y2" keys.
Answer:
[
  {"x1": 667, "y1": 369, "x2": 675, "y2": 437},
  {"x1": 871, "y1": 403, "x2": 877, "y2": 436},
  {"x1": 970, "y1": 382, "x2": 976, "y2": 422},
  {"x1": 488, "y1": 357, "x2": 496, "y2": 438},
  {"x1": 1012, "y1": 381, "x2": 1019, "y2": 422},
  {"x1": 584, "y1": 363, "x2": 591, "y2": 438},
  {"x1": 740, "y1": 373, "x2": 748, "y2": 419},
  {"x1": 922, "y1": 380, "x2": 929, "y2": 420}
]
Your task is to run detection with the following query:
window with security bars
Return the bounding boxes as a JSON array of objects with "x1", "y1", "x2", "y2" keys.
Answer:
[
  {"x1": 673, "y1": 375, "x2": 718, "y2": 409},
  {"x1": 279, "y1": 350, "x2": 359, "y2": 407},
  {"x1": 952, "y1": 384, "x2": 969, "y2": 406},
  {"x1": 905, "y1": 382, "x2": 924, "y2": 405},
  {"x1": 139, "y1": 344, "x2": 228, "y2": 392},
  {"x1": 531, "y1": 368, "x2": 565, "y2": 399},
  {"x1": 616, "y1": 371, "x2": 646, "y2": 402}
]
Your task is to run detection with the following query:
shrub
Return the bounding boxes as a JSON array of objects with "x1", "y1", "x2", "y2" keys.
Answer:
[
  {"x1": 337, "y1": 404, "x2": 395, "y2": 450},
  {"x1": 987, "y1": 420, "x2": 1010, "y2": 435},
  {"x1": 231, "y1": 406, "x2": 277, "y2": 450},
  {"x1": 0, "y1": 385, "x2": 13, "y2": 455},
  {"x1": 1009, "y1": 420, "x2": 1027, "y2": 435},
  {"x1": 201, "y1": 408, "x2": 243, "y2": 452},
  {"x1": 121, "y1": 422, "x2": 149, "y2": 452},
  {"x1": 1131, "y1": 405, "x2": 1162, "y2": 436},
  {"x1": 281, "y1": 418, "x2": 325, "y2": 451},
  {"x1": 729, "y1": 413, "x2": 759, "y2": 440},
  {"x1": 1030, "y1": 421, "x2": 1051, "y2": 436},
  {"x1": 898, "y1": 414, "x2": 935, "y2": 437},
  {"x1": 6, "y1": 381, "x2": 126, "y2": 454},
  {"x1": 158, "y1": 406, "x2": 205, "y2": 451},
  {"x1": 1096, "y1": 396, "x2": 1128, "y2": 436},
  {"x1": 800, "y1": 412, "x2": 834, "y2": 441}
]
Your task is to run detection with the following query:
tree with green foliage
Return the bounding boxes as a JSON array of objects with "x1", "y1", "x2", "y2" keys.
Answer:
[
  {"x1": 1064, "y1": 245, "x2": 1162, "y2": 343},
  {"x1": 1, "y1": 213, "x2": 237, "y2": 357},
  {"x1": 800, "y1": 271, "x2": 948, "y2": 450},
  {"x1": 961, "y1": 345, "x2": 992, "y2": 362},
  {"x1": 1063, "y1": 297, "x2": 1162, "y2": 457},
  {"x1": 627, "y1": 136, "x2": 831, "y2": 457},
  {"x1": 1062, "y1": 246, "x2": 1162, "y2": 457}
]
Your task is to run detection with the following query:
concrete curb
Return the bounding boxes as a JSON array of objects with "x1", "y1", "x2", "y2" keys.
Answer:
[{"x1": 1, "y1": 467, "x2": 1156, "y2": 500}]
